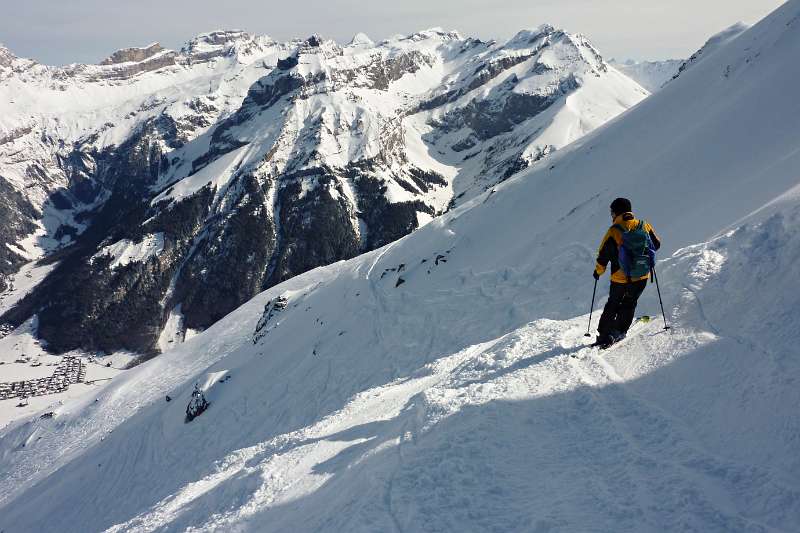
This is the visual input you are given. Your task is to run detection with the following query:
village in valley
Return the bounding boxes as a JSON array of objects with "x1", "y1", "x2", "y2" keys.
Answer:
[
  {"x1": 0, "y1": 317, "x2": 126, "y2": 430},
  {"x1": 0, "y1": 250, "x2": 128, "y2": 430}
]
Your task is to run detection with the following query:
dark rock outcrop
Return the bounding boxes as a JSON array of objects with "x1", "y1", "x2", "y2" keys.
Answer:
[
  {"x1": 434, "y1": 74, "x2": 579, "y2": 141},
  {"x1": 348, "y1": 161, "x2": 436, "y2": 250}
]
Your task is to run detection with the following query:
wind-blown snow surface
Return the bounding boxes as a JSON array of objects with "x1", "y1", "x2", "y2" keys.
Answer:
[{"x1": 2, "y1": 2, "x2": 800, "y2": 531}]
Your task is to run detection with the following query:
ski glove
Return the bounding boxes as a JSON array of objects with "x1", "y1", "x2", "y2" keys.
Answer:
[{"x1": 593, "y1": 270, "x2": 600, "y2": 280}]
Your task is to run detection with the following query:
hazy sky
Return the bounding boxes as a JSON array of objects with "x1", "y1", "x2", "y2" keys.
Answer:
[{"x1": 0, "y1": 0, "x2": 787, "y2": 65}]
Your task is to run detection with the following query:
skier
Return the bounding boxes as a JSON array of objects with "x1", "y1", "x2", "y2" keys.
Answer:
[{"x1": 593, "y1": 198, "x2": 661, "y2": 348}]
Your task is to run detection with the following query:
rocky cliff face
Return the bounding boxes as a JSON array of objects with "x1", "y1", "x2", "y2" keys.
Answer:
[
  {"x1": 100, "y1": 43, "x2": 166, "y2": 65},
  {"x1": 0, "y1": 26, "x2": 647, "y2": 358}
]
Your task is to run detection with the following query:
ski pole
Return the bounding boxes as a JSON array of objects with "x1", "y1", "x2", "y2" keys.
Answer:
[
  {"x1": 651, "y1": 266, "x2": 670, "y2": 330},
  {"x1": 585, "y1": 278, "x2": 598, "y2": 337}
]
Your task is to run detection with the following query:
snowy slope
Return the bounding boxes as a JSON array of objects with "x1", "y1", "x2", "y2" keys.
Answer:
[
  {"x1": 669, "y1": 22, "x2": 750, "y2": 84},
  {"x1": 608, "y1": 22, "x2": 751, "y2": 96},
  {"x1": 1, "y1": 2, "x2": 800, "y2": 532}
]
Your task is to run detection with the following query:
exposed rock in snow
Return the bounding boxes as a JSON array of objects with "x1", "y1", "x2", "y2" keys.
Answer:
[
  {"x1": 100, "y1": 43, "x2": 166, "y2": 65},
  {"x1": 91, "y1": 233, "x2": 165, "y2": 270}
]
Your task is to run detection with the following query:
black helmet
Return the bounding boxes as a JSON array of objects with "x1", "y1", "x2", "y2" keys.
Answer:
[{"x1": 610, "y1": 197, "x2": 632, "y2": 215}]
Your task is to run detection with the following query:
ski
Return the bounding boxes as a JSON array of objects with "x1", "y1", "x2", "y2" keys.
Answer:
[
  {"x1": 571, "y1": 341, "x2": 604, "y2": 358},
  {"x1": 574, "y1": 315, "x2": 653, "y2": 357}
]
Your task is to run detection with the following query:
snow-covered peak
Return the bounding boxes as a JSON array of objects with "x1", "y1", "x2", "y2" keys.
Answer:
[
  {"x1": 505, "y1": 24, "x2": 557, "y2": 48},
  {"x1": 609, "y1": 58, "x2": 683, "y2": 92},
  {"x1": 347, "y1": 32, "x2": 374, "y2": 48},
  {"x1": 403, "y1": 27, "x2": 464, "y2": 43},
  {"x1": 0, "y1": 44, "x2": 37, "y2": 76},
  {"x1": 180, "y1": 29, "x2": 274, "y2": 64},
  {"x1": 703, "y1": 21, "x2": 749, "y2": 50},
  {"x1": 293, "y1": 34, "x2": 342, "y2": 57},
  {"x1": 0, "y1": 43, "x2": 17, "y2": 67},
  {"x1": 303, "y1": 34, "x2": 324, "y2": 47},
  {"x1": 500, "y1": 25, "x2": 607, "y2": 73},
  {"x1": 183, "y1": 29, "x2": 254, "y2": 51}
]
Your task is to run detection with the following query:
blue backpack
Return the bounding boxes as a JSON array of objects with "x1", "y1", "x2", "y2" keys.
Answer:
[{"x1": 614, "y1": 220, "x2": 656, "y2": 280}]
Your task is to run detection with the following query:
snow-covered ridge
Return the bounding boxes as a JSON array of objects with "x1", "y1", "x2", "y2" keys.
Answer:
[
  {"x1": 1, "y1": 1, "x2": 799, "y2": 530},
  {"x1": 347, "y1": 32, "x2": 374, "y2": 48},
  {"x1": 669, "y1": 21, "x2": 749, "y2": 83},
  {"x1": 0, "y1": 29, "x2": 275, "y2": 88}
]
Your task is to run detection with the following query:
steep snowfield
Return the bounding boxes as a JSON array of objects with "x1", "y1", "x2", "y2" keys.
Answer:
[
  {"x1": 2, "y1": 2, "x2": 800, "y2": 532},
  {"x1": 669, "y1": 22, "x2": 750, "y2": 84}
]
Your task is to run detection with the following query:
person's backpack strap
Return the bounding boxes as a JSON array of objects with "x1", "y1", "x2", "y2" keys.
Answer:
[
  {"x1": 640, "y1": 220, "x2": 658, "y2": 281},
  {"x1": 612, "y1": 223, "x2": 630, "y2": 279}
]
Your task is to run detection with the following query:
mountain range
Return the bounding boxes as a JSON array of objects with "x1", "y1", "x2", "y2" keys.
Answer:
[{"x1": 0, "y1": 25, "x2": 647, "y2": 357}]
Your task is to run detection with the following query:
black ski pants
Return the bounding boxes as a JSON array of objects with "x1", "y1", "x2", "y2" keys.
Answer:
[{"x1": 598, "y1": 279, "x2": 648, "y2": 336}]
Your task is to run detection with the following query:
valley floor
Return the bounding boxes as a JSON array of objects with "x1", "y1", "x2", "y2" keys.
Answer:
[{"x1": 0, "y1": 317, "x2": 125, "y2": 429}]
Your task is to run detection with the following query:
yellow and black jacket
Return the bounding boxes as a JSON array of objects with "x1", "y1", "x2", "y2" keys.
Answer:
[{"x1": 595, "y1": 212, "x2": 661, "y2": 284}]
